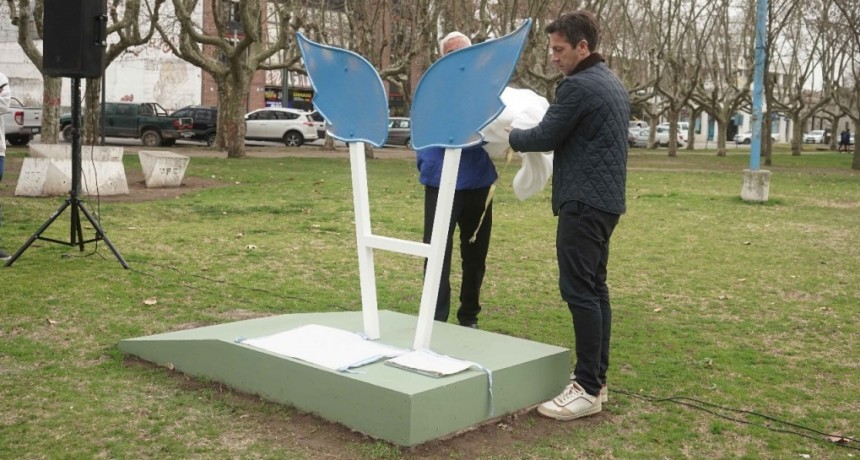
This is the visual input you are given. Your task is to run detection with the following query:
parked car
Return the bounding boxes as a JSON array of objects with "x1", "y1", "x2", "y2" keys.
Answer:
[
  {"x1": 2, "y1": 97, "x2": 41, "y2": 146},
  {"x1": 628, "y1": 121, "x2": 648, "y2": 146},
  {"x1": 244, "y1": 107, "x2": 318, "y2": 147},
  {"x1": 59, "y1": 102, "x2": 193, "y2": 147},
  {"x1": 309, "y1": 111, "x2": 327, "y2": 140},
  {"x1": 385, "y1": 117, "x2": 411, "y2": 149},
  {"x1": 654, "y1": 124, "x2": 687, "y2": 147},
  {"x1": 632, "y1": 128, "x2": 650, "y2": 148},
  {"x1": 629, "y1": 120, "x2": 648, "y2": 130},
  {"x1": 803, "y1": 129, "x2": 829, "y2": 144},
  {"x1": 171, "y1": 106, "x2": 218, "y2": 146},
  {"x1": 733, "y1": 131, "x2": 779, "y2": 144},
  {"x1": 632, "y1": 125, "x2": 686, "y2": 148}
]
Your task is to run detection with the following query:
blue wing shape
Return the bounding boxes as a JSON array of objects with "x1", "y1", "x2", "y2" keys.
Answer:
[
  {"x1": 411, "y1": 19, "x2": 532, "y2": 150},
  {"x1": 296, "y1": 33, "x2": 388, "y2": 147}
]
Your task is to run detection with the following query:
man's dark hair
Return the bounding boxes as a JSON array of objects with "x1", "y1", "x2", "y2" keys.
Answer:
[{"x1": 545, "y1": 11, "x2": 600, "y2": 52}]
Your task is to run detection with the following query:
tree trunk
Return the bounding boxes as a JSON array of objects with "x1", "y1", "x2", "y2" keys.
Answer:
[
  {"x1": 40, "y1": 76, "x2": 63, "y2": 144},
  {"x1": 323, "y1": 135, "x2": 336, "y2": 150},
  {"x1": 762, "y1": 110, "x2": 772, "y2": 167},
  {"x1": 853, "y1": 121, "x2": 860, "y2": 170},
  {"x1": 82, "y1": 78, "x2": 102, "y2": 146},
  {"x1": 217, "y1": 77, "x2": 249, "y2": 159},
  {"x1": 828, "y1": 114, "x2": 839, "y2": 150},
  {"x1": 791, "y1": 116, "x2": 804, "y2": 156},
  {"x1": 667, "y1": 110, "x2": 680, "y2": 157},
  {"x1": 715, "y1": 117, "x2": 727, "y2": 157}
]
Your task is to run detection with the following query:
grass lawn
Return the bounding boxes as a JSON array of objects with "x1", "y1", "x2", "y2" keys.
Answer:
[{"x1": 1, "y1": 146, "x2": 857, "y2": 458}]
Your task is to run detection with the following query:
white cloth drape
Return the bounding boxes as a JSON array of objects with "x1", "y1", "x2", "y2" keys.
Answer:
[{"x1": 481, "y1": 87, "x2": 552, "y2": 201}]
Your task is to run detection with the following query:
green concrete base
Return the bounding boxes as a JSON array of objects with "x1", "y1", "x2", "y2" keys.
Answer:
[{"x1": 119, "y1": 310, "x2": 569, "y2": 446}]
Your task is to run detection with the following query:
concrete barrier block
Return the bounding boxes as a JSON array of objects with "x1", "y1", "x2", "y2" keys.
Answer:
[
  {"x1": 138, "y1": 150, "x2": 190, "y2": 188},
  {"x1": 15, "y1": 144, "x2": 129, "y2": 196}
]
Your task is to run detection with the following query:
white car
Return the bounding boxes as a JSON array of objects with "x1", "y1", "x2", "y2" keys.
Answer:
[
  {"x1": 632, "y1": 128, "x2": 650, "y2": 148},
  {"x1": 244, "y1": 107, "x2": 319, "y2": 147},
  {"x1": 654, "y1": 124, "x2": 687, "y2": 147},
  {"x1": 803, "y1": 130, "x2": 827, "y2": 144},
  {"x1": 733, "y1": 132, "x2": 779, "y2": 144},
  {"x1": 631, "y1": 127, "x2": 686, "y2": 148}
]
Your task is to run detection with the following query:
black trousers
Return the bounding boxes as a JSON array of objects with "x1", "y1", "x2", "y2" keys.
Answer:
[
  {"x1": 556, "y1": 200, "x2": 620, "y2": 397},
  {"x1": 423, "y1": 185, "x2": 492, "y2": 325}
]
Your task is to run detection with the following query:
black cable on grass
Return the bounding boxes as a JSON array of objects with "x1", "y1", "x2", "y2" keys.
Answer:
[
  {"x1": 615, "y1": 388, "x2": 858, "y2": 451},
  {"x1": 81, "y1": 253, "x2": 857, "y2": 452}
]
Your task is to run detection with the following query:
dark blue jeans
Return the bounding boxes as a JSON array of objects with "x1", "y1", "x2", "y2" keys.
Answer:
[
  {"x1": 423, "y1": 185, "x2": 492, "y2": 325},
  {"x1": 557, "y1": 200, "x2": 620, "y2": 397}
]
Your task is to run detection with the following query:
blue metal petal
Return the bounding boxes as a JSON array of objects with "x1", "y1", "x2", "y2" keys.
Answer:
[
  {"x1": 411, "y1": 19, "x2": 532, "y2": 150},
  {"x1": 296, "y1": 33, "x2": 388, "y2": 147}
]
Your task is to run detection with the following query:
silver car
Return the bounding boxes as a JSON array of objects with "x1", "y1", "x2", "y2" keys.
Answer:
[
  {"x1": 385, "y1": 117, "x2": 412, "y2": 149},
  {"x1": 244, "y1": 107, "x2": 319, "y2": 147}
]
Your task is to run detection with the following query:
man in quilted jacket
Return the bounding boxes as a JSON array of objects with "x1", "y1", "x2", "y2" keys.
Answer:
[{"x1": 508, "y1": 11, "x2": 630, "y2": 421}]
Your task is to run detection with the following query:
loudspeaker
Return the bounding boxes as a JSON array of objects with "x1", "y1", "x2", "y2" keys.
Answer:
[{"x1": 43, "y1": 0, "x2": 107, "y2": 78}]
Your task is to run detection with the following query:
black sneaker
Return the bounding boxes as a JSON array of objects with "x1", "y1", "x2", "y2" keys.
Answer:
[
  {"x1": 460, "y1": 322, "x2": 479, "y2": 329},
  {"x1": 0, "y1": 249, "x2": 10, "y2": 262}
]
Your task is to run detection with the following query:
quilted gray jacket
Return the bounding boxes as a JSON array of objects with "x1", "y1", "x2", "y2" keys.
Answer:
[{"x1": 509, "y1": 60, "x2": 629, "y2": 215}]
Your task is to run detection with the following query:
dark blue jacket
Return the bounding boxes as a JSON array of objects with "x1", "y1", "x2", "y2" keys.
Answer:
[
  {"x1": 510, "y1": 60, "x2": 629, "y2": 215},
  {"x1": 416, "y1": 144, "x2": 497, "y2": 190}
]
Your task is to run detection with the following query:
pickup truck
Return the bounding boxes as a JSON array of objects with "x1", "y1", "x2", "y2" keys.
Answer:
[
  {"x1": 60, "y1": 102, "x2": 193, "y2": 147},
  {"x1": 2, "y1": 97, "x2": 42, "y2": 146}
]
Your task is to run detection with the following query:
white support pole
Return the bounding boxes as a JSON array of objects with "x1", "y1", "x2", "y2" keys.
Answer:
[
  {"x1": 348, "y1": 142, "x2": 380, "y2": 339},
  {"x1": 413, "y1": 148, "x2": 461, "y2": 350}
]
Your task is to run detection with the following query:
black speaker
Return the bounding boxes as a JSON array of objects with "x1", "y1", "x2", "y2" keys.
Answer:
[{"x1": 43, "y1": 0, "x2": 108, "y2": 78}]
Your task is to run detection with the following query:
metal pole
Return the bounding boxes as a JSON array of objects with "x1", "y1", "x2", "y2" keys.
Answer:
[{"x1": 749, "y1": 0, "x2": 768, "y2": 171}]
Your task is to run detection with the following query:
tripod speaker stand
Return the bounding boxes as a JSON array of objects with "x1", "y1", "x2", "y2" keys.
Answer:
[{"x1": 4, "y1": 77, "x2": 128, "y2": 269}]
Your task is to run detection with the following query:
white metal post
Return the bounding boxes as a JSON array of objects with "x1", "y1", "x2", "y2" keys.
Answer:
[
  {"x1": 348, "y1": 142, "x2": 380, "y2": 339},
  {"x1": 413, "y1": 148, "x2": 461, "y2": 350}
]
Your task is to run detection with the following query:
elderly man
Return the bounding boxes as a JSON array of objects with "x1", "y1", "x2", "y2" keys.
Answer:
[{"x1": 415, "y1": 32, "x2": 498, "y2": 329}]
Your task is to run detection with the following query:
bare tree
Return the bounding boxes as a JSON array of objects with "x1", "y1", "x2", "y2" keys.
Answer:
[
  {"x1": 691, "y1": 0, "x2": 756, "y2": 157},
  {"x1": 155, "y1": 0, "x2": 299, "y2": 158},
  {"x1": 6, "y1": 0, "x2": 62, "y2": 142},
  {"x1": 831, "y1": 0, "x2": 860, "y2": 169},
  {"x1": 650, "y1": 0, "x2": 713, "y2": 157},
  {"x1": 5, "y1": 0, "x2": 165, "y2": 144},
  {"x1": 611, "y1": 0, "x2": 662, "y2": 141}
]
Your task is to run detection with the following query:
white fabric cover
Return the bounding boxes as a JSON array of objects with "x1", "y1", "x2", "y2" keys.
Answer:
[{"x1": 481, "y1": 87, "x2": 553, "y2": 201}]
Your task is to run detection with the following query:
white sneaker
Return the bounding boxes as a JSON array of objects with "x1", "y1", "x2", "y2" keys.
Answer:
[
  {"x1": 569, "y1": 374, "x2": 608, "y2": 403},
  {"x1": 537, "y1": 381, "x2": 602, "y2": 421}
]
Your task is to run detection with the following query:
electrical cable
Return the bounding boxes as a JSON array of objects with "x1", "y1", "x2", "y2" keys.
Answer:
[
  {"x1": 614, "y1": 388, "x2": 858, "y2": 451},
  {"x1": 118, "y1": 258, "x2": 856, "y2": 452}
]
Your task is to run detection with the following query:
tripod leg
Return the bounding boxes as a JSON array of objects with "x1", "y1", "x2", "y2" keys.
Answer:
[
  {"x1": 76, "y1": 201, "x2": 129, "y2": 269},
  {"x1": 4, "y1": 200, "x2": 72, "y2": 267},
  {"x1": 70, "y1": 198, "x2": 85, "y2": 251}
]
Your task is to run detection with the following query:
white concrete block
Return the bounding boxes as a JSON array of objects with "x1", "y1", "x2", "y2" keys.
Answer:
[
  {"x1": 138, "y1": 150, "x2": 190, "y2": 188},
  {"x1": 741, "y1": 169, "x2": 771, "y2": 202},
  {"x1": 15, "y1": 144, "x2": 129, "y2": 196}
]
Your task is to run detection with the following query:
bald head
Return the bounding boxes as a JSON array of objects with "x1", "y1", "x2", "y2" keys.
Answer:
[{"x1": 439, "y1": 31, "x2": 471, "y2": 55}]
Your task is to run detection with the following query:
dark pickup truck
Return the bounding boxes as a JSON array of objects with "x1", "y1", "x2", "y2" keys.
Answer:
[{"x1": 60, "y1": 102, "x2": 193, "y2": 146}]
